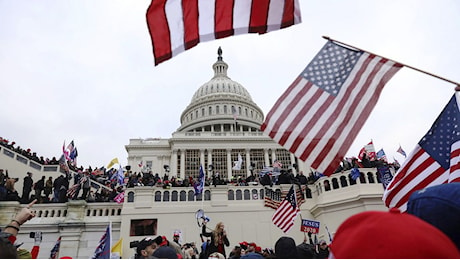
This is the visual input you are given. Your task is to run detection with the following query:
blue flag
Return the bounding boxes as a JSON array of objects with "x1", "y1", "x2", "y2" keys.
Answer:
[
  {"x1": 194, "y1": 165, "x2": 205, "y2": 196},
  {"x1": 350, "y1": 168, "x2": 360, "y2": 180},
  {"x1": 93, "y1": 225, "x2": 111, "y2": 259}
]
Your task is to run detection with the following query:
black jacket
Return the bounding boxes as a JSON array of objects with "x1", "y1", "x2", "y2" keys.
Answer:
[{"x1": 201, "y1": 225, "x2": 230, "y2": 258}]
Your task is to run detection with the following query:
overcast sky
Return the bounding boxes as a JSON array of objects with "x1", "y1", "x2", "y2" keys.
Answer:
[{"x1": 1, "y1": 0, "x2": 459, "y2": 170}]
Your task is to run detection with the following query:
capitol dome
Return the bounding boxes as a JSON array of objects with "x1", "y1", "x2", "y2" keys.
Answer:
[{"x1": 177, "y1": 47, "x2": 265, "y2": 132}]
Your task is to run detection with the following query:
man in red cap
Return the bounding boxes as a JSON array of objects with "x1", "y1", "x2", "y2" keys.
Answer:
[{"x1": 240, "y1": 242, "x2": 263, "y2": 259}]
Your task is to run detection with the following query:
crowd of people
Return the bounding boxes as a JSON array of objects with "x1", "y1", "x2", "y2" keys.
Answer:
[{"x1": 131, "y1": 220, "x2": 332, "y2": 259}]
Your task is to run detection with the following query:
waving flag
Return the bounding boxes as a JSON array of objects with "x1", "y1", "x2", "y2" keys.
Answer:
[
  {"x1": 93, "y1": 224, "x2": 111, "y2": 259},
  {"x1": 111, "y1": 238, "x2": 123, "y2": 259},
  {"x1": 232, "y1": 153, "x2": 243, "y2": 170},
  {"x1": 114, "y1": 191, "x2": 125, "y2": 204},
  {"x1": 146, "y1": 0, "x2": 302, "y2": 66},
  {"x1": 376, "y1": 148, "x2": 387, "y2": 162},
  {"x1": 194, "y1": 165, "x2": 205, "y2": 196},
  {"x1": 261, "y1": 40, "x2": 402, "y2": 176},
  {"x1": 232, "y1": 106, "x2": 238, "y2": 122},
  {"x1": 397, "y1": 145, "x2": 407, "y2": 158},
  {"x1": 50, "y1": 236, "x2": 61, "y2": 259},
  {"x1": 272, "y1": 185, "x2": 300, "y2": 233},
  {"x1": 358, "y1": 141, "x2": 376, "y2": 161},
  {"x1": 107, "y1": 158, "x2": 119, "y2": 169},
  {"x1": 383, "y1": 93, "x2": 460, "y2": 211}
]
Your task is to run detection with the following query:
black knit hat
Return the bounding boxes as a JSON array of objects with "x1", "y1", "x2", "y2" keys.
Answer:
[{"x1": 275, "y1": 236, "x2": 298, "y2": 259}]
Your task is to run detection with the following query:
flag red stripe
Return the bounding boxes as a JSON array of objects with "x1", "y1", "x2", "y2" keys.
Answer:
[
  {"x1": 393, "y1": 166, "x2": 446, "y2": 209},
  {"x1": 214, "y1": 0, "x2": 235, "y2": 38},
  {"x1": 182, "y1": 0, "x2": 200, "y2": 50},
  {"x1": 249, "y1": 0, "x2": 269, "y2": 33},
  {"x1": 281, "y1": 0, "x2": 295, "y2": 28},
  {"x1": 384, "y1": 149, "x2": 439, "y2": 207},
  {"x1": 147, "y1": 0, "x2": 172, "y2": 65}
]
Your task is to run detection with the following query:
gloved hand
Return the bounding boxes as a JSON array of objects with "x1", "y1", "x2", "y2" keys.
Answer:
[{"x1": 34, "y1": 231, "x2": 42, "y2": 246}]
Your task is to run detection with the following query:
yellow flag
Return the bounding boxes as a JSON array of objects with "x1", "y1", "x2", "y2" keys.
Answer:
[
  {"x1": 107, "y1": 158, "x2": 119, "y2": 169},
  {"x1": 111, "y1": 238, "x2": 123, "y2": 256}
]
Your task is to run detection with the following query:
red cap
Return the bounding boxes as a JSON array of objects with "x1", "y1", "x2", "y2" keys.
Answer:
[
  {"x1": 330, "y1": 208, "x2": 460, "y2": 258},
  {"x1": 248, "y1": 242, "x2": 257, "y2": 247},
  {"x1": 255, "y1": 246, "x2": 262, "y2": 253}
]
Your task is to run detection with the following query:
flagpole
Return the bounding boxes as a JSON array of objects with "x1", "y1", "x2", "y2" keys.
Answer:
[{"x1": 322, "y1": 36, "x2": 460, "y2": 89}]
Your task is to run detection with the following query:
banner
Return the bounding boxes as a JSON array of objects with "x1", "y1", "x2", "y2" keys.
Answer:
[{"x1": 300, "y1": 219, "x2": 320, "y2": 234}]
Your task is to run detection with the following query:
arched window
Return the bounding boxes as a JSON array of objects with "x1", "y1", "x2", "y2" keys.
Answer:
[{"x1": 228, "y1": 190, "x2": 235, "y2": 200}]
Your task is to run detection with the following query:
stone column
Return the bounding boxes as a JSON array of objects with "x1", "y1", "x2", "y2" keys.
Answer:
[
  {"x1": 226, "y1": 149, "x2": 232, "y2": 180},
  {"x1": 207, "y1": 150, "x2": 213, "y2": 179},
  {"x1": 245, "y1": 149, "x2": 251, "y2": 177},
  {"x1": 180, "y1": 150, "x2": 185, "y2": 179},
  {"x1": 264, "y1": 149, "x2": 270, "y2": 167},
  {"x1": 200, "y1": 149, "x2": 205, "y2": 171},
  {"x1": 172, "y1": 150, "x2": 180, "y2": 179}
]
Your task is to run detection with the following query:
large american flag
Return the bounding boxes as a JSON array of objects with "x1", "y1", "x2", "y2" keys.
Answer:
[
  {"x1": 383, "y1": 93, "x2": 460, "y2": 211},
  {"x1": 261, "y1": 40, "x2": 402, "y2": 176},
  {"x1": 272, "y1": 185, "x2": 300, "y2": 233},
  {"x1": 146, "y1": 0, "x2": 302, "y2": 66}
]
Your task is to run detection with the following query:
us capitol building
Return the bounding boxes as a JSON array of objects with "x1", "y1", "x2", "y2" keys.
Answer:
[{"x1": 0, "y1": 49, "x2": 387, "y2": 258}]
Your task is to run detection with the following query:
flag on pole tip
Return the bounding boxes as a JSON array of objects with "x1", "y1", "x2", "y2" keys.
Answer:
[
  {"x1": 232, "y1": 106, "x2": 238, "y2": 121},
  {"x1": 111, "y1": 238, "x2": 123, "y2": 259},
  {"x1": 272, "y1": 185, "x2": 300, "y2": 233},
  {"x1": 232, "y1": 153, "x2": 243, "y2": 170},
  {"x1": 107, "y1": 158, "x2": 119, "y2": 169},
  {"x1": 376, "y1": 148, "x2": 387, "y2": 162},
  {"x1": 93, "y1": 224, "x2": 111, "y2": 259},
  {"x1": 397, "y1": 145, "x2": 407, "y2": 158},
  {"x1": 194, "y1": 165, "x2": 205, "y2": 196},
  {"x1": 358, "y1": 141, "x2": 376, "y2": 161},
  {"x1": 261, "y1": 40, "x2": 402, "y2": 176},
  {"x1": 383, "y1": 93, "x2": 460, "y2": 212},
  {"x1": 50, "y1": 236, "x2": 61, "y2": 259},
  {"x1": 146, "y1": 0, "x2": 302, "y2": 66}
]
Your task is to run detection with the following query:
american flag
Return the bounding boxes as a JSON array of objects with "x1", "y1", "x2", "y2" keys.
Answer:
[
  {"x1": 146, "y1": 0, "x2": 302, "y2": 66},
  {"x1": 261, "y1": 40, "x2": 402, "y2": 176},
  {"x1": 272, "y1": 160, "x2": 283, "y2": 169},
  {"x1": 272, "y1": 185, "x2": 300, "y2": 233},
  {"x1": 50, "y1": 236, "x2": 61, "y2": 259},
  {"x1": 264, "y1": 186, "x2": 305, "y2": 209},
  {"x1": 232, "y1": 106, "x2": 239, "y2": 122},
  {"x1": 383, "y1": 93, "x2": 460, "y2": 211},
  {"x1": 359, "y1": 141, "x2": 376, "y2": 161}
]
